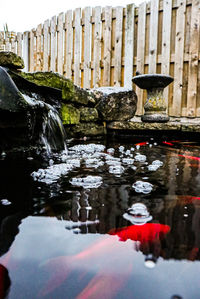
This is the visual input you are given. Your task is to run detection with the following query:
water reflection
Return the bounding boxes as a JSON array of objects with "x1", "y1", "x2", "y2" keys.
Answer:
[{"x1": 1, "y1": 138, "x2": 200, "y2": 298}]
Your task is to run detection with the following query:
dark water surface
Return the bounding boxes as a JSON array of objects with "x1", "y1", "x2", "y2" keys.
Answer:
[{"x1": 1, "y1": 136, "x2": 200, "y2": 299}]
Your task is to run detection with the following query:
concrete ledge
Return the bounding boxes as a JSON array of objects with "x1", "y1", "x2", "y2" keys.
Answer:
[{"x1": 107, "y1": 117, "x2": 200, "y2": 133}]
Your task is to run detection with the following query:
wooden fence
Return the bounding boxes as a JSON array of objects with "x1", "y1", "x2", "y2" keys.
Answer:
[{"x1": 0, "y1": 0, "x2": 200, "y2": 117}]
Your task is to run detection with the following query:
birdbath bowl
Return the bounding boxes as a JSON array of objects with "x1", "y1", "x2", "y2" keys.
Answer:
[{"x1": 132, "y1": 74, "x2": 174, "y2": 122}]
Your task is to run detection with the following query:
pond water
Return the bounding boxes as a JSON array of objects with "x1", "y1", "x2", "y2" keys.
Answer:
[{"x1": 0, "y1": 136, "x2": 200, "y2": 299}]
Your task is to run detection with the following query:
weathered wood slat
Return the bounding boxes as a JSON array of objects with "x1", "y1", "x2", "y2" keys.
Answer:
[
  {"x1": 161, "y1": 0, "x2": 172, "y2": 109},
  {"x1": 114, "y1": 6, "x2": 123, "y2": 87},
  {"x1": 186, "y1": 0, "x2": 200, "y2": 117},
  {"x1": 22, "y1": 31, "x2": 29, "y2": 72},
  {"x1": 36, "y1": 24, "x2": 42, "y2": 71},
  {"x1": 172, "y1": 0, "x2": 186, "y2": 116},
  {"x1": 0, "y1": 32, "x2": 4, "y2": 51},
  {"x1": 17, "y1": 33, "x2": 22, "y2": 57},
  {"x1": 149, "y1": 0, "x2": 159, "y2": 73},
  {"x1": 135, "y1": 2, "x2": 146, "y2": 115},
  {"x1": 57, "y1": 13, "x2": 64, "y2": 74},
  {"x1": 103, "y1": 6, "x2": 112, "y2": 86},
  {"x1": 29, "y1": 30, "x2": 35, "y2": 72},
  {"x1": 83, "y1": 7, "x2": 91, "y2": 88},
  {"x1": 74, "y1": 8, "x2": 81, "y2": 86},
  {"x1": 64, "y1": 10, "x2": 73, "y2": 79},
  {"x1": 124, "y1": 4, "x2": 135, "y2": 88},
  {"x1": 93, "y1": 6, "x2": 101, "y2": 87},
  {"x1": 43, "y1": 20, "x2": 49, "y2": 71},
  {"x1": 5, "y1": 32, "x2": 10, "y2": 51},
  {"x1": 50, "y1": 16, "x2": 56, "y2": 72}
]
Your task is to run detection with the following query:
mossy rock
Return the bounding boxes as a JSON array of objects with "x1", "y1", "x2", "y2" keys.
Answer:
[
  {"x1": 61, "y1": 104, "x2": 80, "y2": 125},
  {"x1": 65, "y1": 123, "x2": 106, "y2": 137},
  {"x1": 19, "y1": 71, "x2": 65, "y2": 89},
  {"x1": 0, "y1": 51, "x2": 24, "y2": 70},
  {"x1": 80, "y1": 107, "x2": 99, "y2": 122},
  {"x1": 19, "y1": 71, "x2": 95, "y2": 106}
]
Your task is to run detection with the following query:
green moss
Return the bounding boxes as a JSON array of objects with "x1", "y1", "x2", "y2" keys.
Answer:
[
  {"x1": 0, "y1": 51, "x2": 24, "y2": 69},
  {"x1": 19, "y1": 71, "x2": 65, "y2": 89},
  {"x1": 80, "y1": 107, "x2": 99, "y2": 122},
  {"x1": 61, "y1": 104, "x2": 80, "y2": 125}
]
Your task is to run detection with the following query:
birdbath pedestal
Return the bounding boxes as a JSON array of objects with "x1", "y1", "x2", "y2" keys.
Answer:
[{"x1": 132, "y1": 74, "x2": 174, "y2": 122}]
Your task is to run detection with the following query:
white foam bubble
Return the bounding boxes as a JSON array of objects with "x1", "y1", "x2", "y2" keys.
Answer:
[
  {"x1": 70, "y1": 176, "x2": 103, "y2": 189},
  {"x1": 132, "y1": 181, "x2": 153, "y2": 194},
  {"x1": 109, "y1": 165, "x2": 125, "y2": 175},
  {"x1": 135, "y1": 154, "x2": 147, "y2": 162}
]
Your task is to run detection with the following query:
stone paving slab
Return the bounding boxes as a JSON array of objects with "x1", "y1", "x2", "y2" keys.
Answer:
[{"x1": 107, "y1": 117, "x2": 200, "y2": 133}]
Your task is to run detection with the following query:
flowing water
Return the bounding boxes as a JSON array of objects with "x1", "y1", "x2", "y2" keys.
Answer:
[{"x1": 0, "y1": 136, "x2": 200, "y2": 299}]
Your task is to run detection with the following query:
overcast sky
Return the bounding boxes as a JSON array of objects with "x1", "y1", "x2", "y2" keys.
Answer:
[{"x1": 0, "y1": 0, "x2": 143, "y2": 32}]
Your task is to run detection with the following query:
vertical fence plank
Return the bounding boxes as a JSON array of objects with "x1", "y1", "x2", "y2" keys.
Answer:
[
  {"x1": 22, "y1": 32, "x2": 29, "y2": 72},
  {"x1": 149, "y1": 0, "x2": 159, "y2": 73},
  {"x1": 0, "y1": 32, "x2": 4, "y2": 51},
  {"x1": 64, "y1": 10, "x2": 73, "y2": 79},
  {"x1": 10, "y1": 32, "x2": 16, "y2": 53},
  {"x1": 36, "y1": 24, "x2": 42, "y2": 71},
  {"x1": 135, "y1": 2, "x2": 146, "y2": 115},
  {"x1": 57, "y1": 12, "x2": 64, "y2": 74},
  {"x1": 172, "y1": 0, "x2": 186, "y2": 117},
  {"x1": 113, "y1": 6, "x2": 123, "y2": 86},
  {"x1": 124, "y1": 4, "x2": 135, "y2": 88},
  {"x1": 103, "y1": 6, "x2": 112, "y2": 86},
  {"x1": 29, "y1": 30, "x2": 35, "y2": 72},
  {"x1": 17, "y1": 33, "x2": 22, "y2": 57},
  {"x1": 186, "y1": 0, "x2": 200, "y2": 117},
  {"x1": 74, "y1": 8, "x2": 81, "y2": 86},
  {"x1": 161, "y1": 0, "x2": 172, "y2": 109},
  {"x1": 50, "y1": 16, "x2": 57, "y2": 72},
  {"x1": 5, "y1": 32, "x2": 10, "y2": 51},
  {"x1": 83, "y1": 7, "x2": 91, "y2": 88},
  {"x1": 43, "y1": 20, "x2": 49, "y2": 71},
  {"x1": 93, "y1": 6, "x2": 101, "y2": 87}
]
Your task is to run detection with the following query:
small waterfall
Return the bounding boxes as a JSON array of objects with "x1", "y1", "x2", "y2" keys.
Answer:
[{"x1": 22, "y1": 94, "x2": 67, "y2": 155}]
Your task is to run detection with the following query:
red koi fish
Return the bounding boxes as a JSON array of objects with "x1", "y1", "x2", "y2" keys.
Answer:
[
  {"x1": 162, "y1": 141, "x2": 174, "y2": 146},
  {"x1": 109, "y1": 223, "x2": 170, "y2": 244},
  {"x1": 178, "y1": 154, "x2": 200, "y2": 161},
  {"x1": 135, "y1": 142, "x2": 148, "y2": 146}
]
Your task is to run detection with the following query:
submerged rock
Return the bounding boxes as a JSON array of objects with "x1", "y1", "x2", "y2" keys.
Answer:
[
  {"x1": 0, "y1": 51, "x2": 24, "y2": 70},
  {"x1": 94, "y1": 87, "x2": 137, "y2": 121}
]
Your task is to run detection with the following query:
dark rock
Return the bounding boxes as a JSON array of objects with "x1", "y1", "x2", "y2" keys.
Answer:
[
  {"x1": 80, "y1": 107, "x2": 99, "y2": 122},
  {"x1": 94, "y1": 87, "x2": 137, "y2": 121},
  {"x1": 0, "y1": 52, "x2": 24, "y2": 70},
  {"x1": 65, "y1": 123, "x2": 106, "y2": 137},
  {"x1": 8, "y1": 70, "x2": 62, "y2": 109}
]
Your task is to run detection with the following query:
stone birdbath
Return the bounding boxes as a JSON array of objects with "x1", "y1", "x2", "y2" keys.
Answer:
[{"x1": 132, "y1": 74, "x2": 174, "y2": 122}]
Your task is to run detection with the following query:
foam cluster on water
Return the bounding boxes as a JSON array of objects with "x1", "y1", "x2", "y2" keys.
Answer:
[
  {"x1": 147, "y1": 160, "x2": 163, "y2": 171},
  {"x1": 109, "y1": 165, "x2": 125, "y2": 175},
  {"x1": 70, "y1": 176, "x2": 103, "y2": 189},
  {"x1": 69, "y1": 144, "x2": 105, "y2": 154},
  {"x1": 135, "y1": 154, "x2": 147, "y2": 162},
  {"x1": 32, "y1": 162, "x2": 79, "y2": 184},
  {"x1": 132, "y1": 181, "x2": 153, "y2": 194}
]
